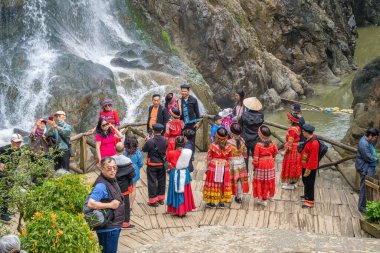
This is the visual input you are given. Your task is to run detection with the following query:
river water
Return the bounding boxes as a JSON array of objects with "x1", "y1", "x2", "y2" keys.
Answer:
[{"x1": 266, "y1": 26, "x2": 380, "y2": 141}]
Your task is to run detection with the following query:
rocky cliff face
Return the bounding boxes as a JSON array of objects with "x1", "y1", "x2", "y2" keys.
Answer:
[
  {"x1": 130, "y1": 0, "x2": 357, "y2": 108},
  {"x1": 343, "y1": 57, "x2": 380, "y2": 146},
  {"x1": 353, "y1": 0, "x2": 380, "y2": 26}
]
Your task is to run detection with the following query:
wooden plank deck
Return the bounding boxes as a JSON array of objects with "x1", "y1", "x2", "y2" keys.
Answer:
[{"x1": 87, "y1": 152, "x2": 368, "y2": 252}]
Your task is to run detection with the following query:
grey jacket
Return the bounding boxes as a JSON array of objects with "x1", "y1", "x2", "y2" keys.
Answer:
[{"x1": 355, "y1": 136, "x2": 377, "y2": 175}]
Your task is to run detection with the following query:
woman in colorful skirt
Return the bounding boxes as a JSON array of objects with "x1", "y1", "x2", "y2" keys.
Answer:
[
  {"x1": 252, "y1": 125, "x2": 278, "y2": 206},
  {"x1": 167, "y1": 136, "x2": 196, "y2": 216},
  {"x1": 203, "y1": 127, "x2": 233, "y2": 208},
  {"x1": 164, "y1": 108, "x2": 184, "y2": 156},
  {"x1": 228, "y1": 123, "x2": 249, "y2": 203},
  {"x1": 281, "y1": 112, "x2": 302, "y2": 190}
]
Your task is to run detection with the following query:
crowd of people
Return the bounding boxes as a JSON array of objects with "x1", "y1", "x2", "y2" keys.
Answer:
[{"x1": 0, "y1": 82, "x2": 379, "y2": 253}]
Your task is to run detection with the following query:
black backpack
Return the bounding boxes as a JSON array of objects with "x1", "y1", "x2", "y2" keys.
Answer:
[{"x1": 297, "y1": 137, "x2": 328, "y2": 162}]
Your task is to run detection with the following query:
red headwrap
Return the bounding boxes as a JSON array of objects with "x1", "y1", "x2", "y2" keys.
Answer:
[
  {"x1": 258, "y1": 127, "x2": 270, "y2": 140},
  {"x1": 287, "y1": 112, "x2": 299, "y2": 124}
]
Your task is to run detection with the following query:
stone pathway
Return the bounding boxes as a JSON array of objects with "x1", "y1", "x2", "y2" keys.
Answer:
[
  {"x1": 134, "y1": 226, "x2": 380, "y2": 253},
  {"x1": 87, "y1": 153, "x2": 371, "y2": 252}
]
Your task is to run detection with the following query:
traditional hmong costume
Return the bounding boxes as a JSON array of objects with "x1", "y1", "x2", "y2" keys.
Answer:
[
  {"x1": 167, "y1": 149, "x2": 196, "y2": 216},
  {"x1": 252, "y1": 141, "x2": 278, "y2": 200},
  {"x1": 228, "y1": 137, "x2": 249, "y2": 198},
  {"x1": 164, "y1": 117, "x2": 184, "y2": 156},
  {"x1": 203, "y1": 143, "x2": 233, "y2": 204},
  {"x1": 301, "y1": 125, "x2": 320, "y2": 208},
  {"x1": 281, "y1": 113, "x2": 302, "y2": 186}
]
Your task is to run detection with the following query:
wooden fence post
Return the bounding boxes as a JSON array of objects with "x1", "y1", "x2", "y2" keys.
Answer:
[
  {"x1": 80, "y1": 136, "x2": 87, "y2": 173},
  {"x1": 202, "y1": 118, "x2": 209, "y2": 152}
]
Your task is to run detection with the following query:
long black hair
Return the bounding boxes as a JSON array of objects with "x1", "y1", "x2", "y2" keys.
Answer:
[
  {"x1": 96, "y1": 119, "x2": 112, "y2": 138},
  {"x1": 235, "y1": 88, "x2": 245, "y2": 105},
  {"x1": 165, "y1": 93, "x2": 173, "y2": 108}
]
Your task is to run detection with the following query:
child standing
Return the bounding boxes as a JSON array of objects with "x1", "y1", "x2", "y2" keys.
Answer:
[
  {"x1": 166, "y1": 136, "x2": 196, "y2": 216},
  {"x1": 124, "y1": 135, "x2": 143, "y2": 209},
  {"x1": 164, "y1": 108, "x2": 184, "y2": 155},
  {"x1": 210, "y1": 115, "x2": 223, "y2": 142},
  {"x1": 113, "y1": 143, "x2": 136, "y2": 229},
  {"x1": 219, "y1": 108, "x2": 233, "y2": 132},
  {"x1": 252, "y1": 125, "x2": 278, "y2": 207},
  {"x1": 228, "y1": 123, "x2": 249, "y2": 203},
  {"x1": 203, "y1": 127, "x2": 233, "y2": 208}
]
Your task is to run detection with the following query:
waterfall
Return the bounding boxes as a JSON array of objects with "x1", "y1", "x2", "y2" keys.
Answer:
[{"x1": 0, "y1": 0, "x2": 207, "y2": 146}]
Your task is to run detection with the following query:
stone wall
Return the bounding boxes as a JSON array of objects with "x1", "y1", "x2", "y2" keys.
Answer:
[{"x1": 343, "y1": 56, "x2": 380, "y2": 146}]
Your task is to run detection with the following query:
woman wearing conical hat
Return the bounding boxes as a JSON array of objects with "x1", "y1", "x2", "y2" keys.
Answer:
[
  {"x1": 238, "y1": 97, "x2": 264, "y2": 171},
  {"x1": 281, "y1": 112, "x2": 302, "y2": 190}
]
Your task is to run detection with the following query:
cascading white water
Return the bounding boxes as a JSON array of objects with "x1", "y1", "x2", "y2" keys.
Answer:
[{"x1": 0, "y1": 0, "x2": 207, "y2": 146}]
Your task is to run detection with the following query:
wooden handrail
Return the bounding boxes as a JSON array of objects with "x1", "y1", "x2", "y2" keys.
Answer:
[{"x1": 71, "y1": 115, "x2": 358, "y2": 174}]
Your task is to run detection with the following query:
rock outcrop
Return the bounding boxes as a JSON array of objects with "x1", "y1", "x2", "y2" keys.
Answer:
[
  {"x1": 130, "y1": 0, "x2": 357, "y2": 107},
  {"x1": 343, "y1": 57, "x2": 380, "y2": 146},
  {"x1": 353, "y1": 0, "x2": 380, "y2": 26}
]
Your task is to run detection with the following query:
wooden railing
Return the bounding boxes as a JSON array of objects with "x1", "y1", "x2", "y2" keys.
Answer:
[{"x1": 70, "y1": 116, "x2": 358, "y2": 189}]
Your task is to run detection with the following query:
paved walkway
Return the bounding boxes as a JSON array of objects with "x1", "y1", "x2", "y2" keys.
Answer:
[{"x1": 88, "y1": 152, "x2": 370, "y2": 252}]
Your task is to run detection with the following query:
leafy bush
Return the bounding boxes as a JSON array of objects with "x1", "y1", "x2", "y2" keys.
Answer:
[
  {"x1": 21, "y1": 210, "x2": 100, "y2": 253},
  {"x1": 365, "y1": 201, "x2": 380, "y2": 224},
  {"x1": 24, "y1": 174, "x2": 92, "y2": 220}
]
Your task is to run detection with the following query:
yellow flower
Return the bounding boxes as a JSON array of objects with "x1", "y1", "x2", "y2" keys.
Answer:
[
  {"x1": 89, "y1": 233, "x2": 94, "y2": 239},
  {"x1": 51, "y1": 223, "x2": 56, "y2": 228},
  {"x1": 33, "y1": 212, "x2": 43, "y2": 218},
  {"x1": 57, "y1": 230, "x2": 64, "y2": 235},
  {"x1": 77, "y1": 213, "x2": 84, "y2": 218},
  {"x1": 21, "y1": 229, "x2": 27, "y2": 236},
  {"x1": 50, "y1": 213, "x2": 57, "y2": 220}
]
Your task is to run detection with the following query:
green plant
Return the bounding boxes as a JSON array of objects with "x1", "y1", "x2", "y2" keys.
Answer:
[
  {"x1": 21, "y1": 210, "x2": 100, "y2": 253},
  {"x1": 0, "y1": 147, "x2": 56, "y2": 233},
  {"x1": 365, "y1": 201, "x2": 380, "y2": 224},
  {"x1": 24, "y1": 174, "x2": 92, "y2": 220}
]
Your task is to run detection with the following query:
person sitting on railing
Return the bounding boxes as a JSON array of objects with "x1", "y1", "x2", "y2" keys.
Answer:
[
  {"x1": 95, "y1": 119, "x2": 123, "y2": 166},
  {"x1": 356, "y1": 128, "x2": 379, "y2": 213},
  {"x1": 147, "y1": 94, "x2": 170, "y2": 136},
  {"x1": 98, "y1": 99, "x2": 121, "y2": 144}
]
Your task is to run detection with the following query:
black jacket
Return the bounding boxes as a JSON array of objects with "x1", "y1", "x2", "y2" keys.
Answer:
[
  {"x1": 239, "y1": 110, "x2": 264, "y2": 147},
  {"x1": 142, "y1": 135, "x2": 168, "y2": 166},
  {"x1": 116, "y1": 163, "x2": 136, "y2": 193},
  {"x1": 180, "y1": 95, "x2": 200, "y2": 124},
  {"x1": 94, "y1": 174, "x2": 125, "y2": 229},
  {"x1": 147, "y1": 105, "x2": 170, "y2": 133}
]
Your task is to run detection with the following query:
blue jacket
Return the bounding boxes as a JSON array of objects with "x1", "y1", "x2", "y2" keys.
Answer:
[
  {"x1": 355, "y1": 136, "x2": 377, "y2": 175},
  {"x1": 124, "y1": 149, "x2": 143, "y2": 184},
  {"x1": 44, "y1": 121, "x2": 72, "y2": 151}
]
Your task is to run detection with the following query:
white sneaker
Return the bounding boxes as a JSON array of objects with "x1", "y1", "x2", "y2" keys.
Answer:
[
  {"x1": 261, "y1": 201, "x2": 267, "y2": 207},
  {"x1": 292, "y1": 183, "x2": 298, "y2": 189},
  {"x1": 282, "y1": 184, "x2": 295, "y2": 190}
]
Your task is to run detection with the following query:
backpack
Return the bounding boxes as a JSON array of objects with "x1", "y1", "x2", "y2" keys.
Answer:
[
  {"x1": 83, "y1": 184, "x2": 114, "y2": 230},
  {"x1": 297, "y1": 137, "x2": 328, "y2": 162}
]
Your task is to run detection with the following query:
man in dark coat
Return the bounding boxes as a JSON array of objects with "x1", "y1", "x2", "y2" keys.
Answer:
[
  {"x1": 147, "y1": 94, "x2": 170, "y2": 135},
  {"x1": 87, "y1": 157, "x2": 124, "y2": 253},
  {"x1": 239, "y1": 97, "x2": 264, "y2": 170},
  {"x1": 356, "y1": 128, "x2": 379, "y2": 213},
  {"x1": 142, "y1": 123, "x2": 168, "y2": 207}
]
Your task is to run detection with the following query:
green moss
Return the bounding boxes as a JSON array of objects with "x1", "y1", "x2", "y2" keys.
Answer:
[{"x1": 126, "y1": 1, "x2": 179, "y2": 53}]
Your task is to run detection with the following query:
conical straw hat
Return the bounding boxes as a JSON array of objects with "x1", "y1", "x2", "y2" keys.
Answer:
[{"x1": 243, "y1": 97, "x2": 263, "y2": 111}]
